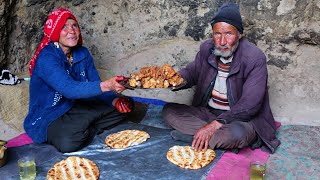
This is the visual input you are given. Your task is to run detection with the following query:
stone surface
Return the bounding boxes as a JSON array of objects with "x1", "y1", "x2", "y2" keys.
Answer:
[
  {"x1": 0, "y1": 0, "x2": 320, "y2": 140},
  {"x1": 0, "y1": 0, "x2": 15, "y2": 69}
]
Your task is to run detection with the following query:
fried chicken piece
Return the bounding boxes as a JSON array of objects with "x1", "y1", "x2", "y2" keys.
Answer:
[
  {"x1": 155, "y1": 76, "x2": 167, "y2": 88},
  {"x1": 150, "y1": 66, "x2": 160, "y2": 79},
  {"x1": 138, "y1": 66, "x2": 152, "y2": 79},
  {"x1": 129, "y1": 72, "x2": 141, "y2": 81},
  {"x1": 141, "y1": 77, "x2": 150, "y2": 88},
  {"x1": 161, "y1": 64, "x2": 176, "y2": 78},
  {"x1": 149, "y1": 78, "x2": 157, "y2": 88},
  {"x1": 168, "y1": 74, "x2": 184, "y2": 87},
  {"x1": 142, "y1": 77, "x2": 157, "y2": 88},
  {"x1": 129, "y1": 78, "x2": 137, "y2": 87},
  {"x1": 136, "y1": 81, "x2": 142, "y2": 87},
  {"x1": 163, "y1": 80, "x2": 170, "y2": 88}
]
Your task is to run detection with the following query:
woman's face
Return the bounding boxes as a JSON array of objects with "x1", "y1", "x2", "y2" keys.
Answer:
[
  {"x1": 212, "y1": 22, "x2": 241, "y2": 58},
  {"x1": 59, "y1": 19, "x2": 80, "y2": 53}
]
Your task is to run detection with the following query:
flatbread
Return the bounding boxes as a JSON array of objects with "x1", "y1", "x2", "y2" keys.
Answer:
[
  {"x1": 47, "y1": 156, "x2": 99, "y2": 180},
  {"x1": 105, "y1": 130, "x2": 150, "y2": 149},
  {"x1": 166, "y1": 146, "x2": 216, "y2": 169}
]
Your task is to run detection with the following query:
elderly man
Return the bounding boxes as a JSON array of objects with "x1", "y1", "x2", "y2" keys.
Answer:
[{"x1": 162, "y1": 3, "x2": 280, "y2": 153}]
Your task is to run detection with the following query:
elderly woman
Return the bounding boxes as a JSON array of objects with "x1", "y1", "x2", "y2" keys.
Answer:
[{"x1": 24, "y1": 8, "x2": 133, "y2": 153}]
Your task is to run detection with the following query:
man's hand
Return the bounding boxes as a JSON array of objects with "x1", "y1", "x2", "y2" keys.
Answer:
[
  {"x1": 192, "y1": 120, "x2": 222, "y2": 152},
  {"x1": 113, "y1": 97, "x2": 132, "y2": 113},
  {"x1": 100, "y1": 76, "x2": 127, "y2": 93}
]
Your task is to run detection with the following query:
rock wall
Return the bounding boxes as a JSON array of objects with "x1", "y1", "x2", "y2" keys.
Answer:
[
  {"x1": 0, "y1": 0, "x2": 319, "y2": 126},
  {"x1": 0, "y1": 0, "x2": 16, "y2": 68}
]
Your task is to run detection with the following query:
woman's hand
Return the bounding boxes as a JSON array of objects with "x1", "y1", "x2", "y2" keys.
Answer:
[
  {"x1": 112, "y1": 97, "x2": 132, "y2": 113},
  {"x1": 100, "y1": 76, "x2": 126, "y2": 93}
]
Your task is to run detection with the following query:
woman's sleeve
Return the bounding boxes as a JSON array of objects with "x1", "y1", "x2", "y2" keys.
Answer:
[
  {"x1": 85, "y1": 49, "x2": 117, "y2": 106},
  {"x1": 37, "y1": 51, "x2": 102, "y2": 99}
]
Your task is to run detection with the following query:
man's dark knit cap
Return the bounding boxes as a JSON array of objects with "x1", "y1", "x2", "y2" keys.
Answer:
[{"x1": 210, "y1": 3, "x2": 244, "y2": 34}]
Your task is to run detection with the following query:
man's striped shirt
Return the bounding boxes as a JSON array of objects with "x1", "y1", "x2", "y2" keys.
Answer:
[{"x1": 208, "y1": 56, "x2": 232, "y2": 110}]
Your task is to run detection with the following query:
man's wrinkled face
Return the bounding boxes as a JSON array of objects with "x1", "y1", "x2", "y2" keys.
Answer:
[
  {"x1": 212, "y1": 22, "x2": 241, "y2": 58},
  {"x1": 59, "y1": 19, "x2": 80, "y2": 52}
]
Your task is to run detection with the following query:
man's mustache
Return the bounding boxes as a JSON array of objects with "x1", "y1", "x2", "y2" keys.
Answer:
[{"x1": 215, "y1": 45, "x2": 232, "y2": 49}]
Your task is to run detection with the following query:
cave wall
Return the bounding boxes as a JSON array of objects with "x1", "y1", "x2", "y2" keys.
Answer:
[{"x1": 0, "y1": 0, "x2": 319, "y2": 125}]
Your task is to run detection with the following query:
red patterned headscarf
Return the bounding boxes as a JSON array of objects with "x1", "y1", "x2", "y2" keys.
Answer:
[{"x1": 29, "y1": 8, "x2": 83, "y2": 76}]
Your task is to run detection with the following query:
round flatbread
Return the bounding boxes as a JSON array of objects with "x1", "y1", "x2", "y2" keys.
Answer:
[
  {"x1": 47, "y1": 156, "x2": 99, "y2": 180},
  {"x1": 105, "y1": 130, "x2": 150, "y2": 149},
  {"x1": 166, "y1": 145, "x2": 216, "y2": 169}
]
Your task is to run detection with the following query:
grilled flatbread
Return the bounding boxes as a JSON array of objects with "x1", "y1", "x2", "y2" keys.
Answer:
[
  {"x1": 166, "y1": 146, "x2": 216, "y2": 169},
  {"x1": 47, "y1": 156, "x2": 99, "y2": 180},
  {"x1": 105, "y1": 130, "x2": 150, "y2": 149}
]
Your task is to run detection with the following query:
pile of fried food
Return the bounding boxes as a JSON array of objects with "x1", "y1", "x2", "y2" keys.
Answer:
[{"x1": 128, "y1": 64, "x2": 184, "y2": 88}]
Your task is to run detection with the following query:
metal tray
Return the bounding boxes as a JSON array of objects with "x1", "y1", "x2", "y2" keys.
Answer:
[{"x1": 118, "y1": 79, "x2": 187, "y2": 91}]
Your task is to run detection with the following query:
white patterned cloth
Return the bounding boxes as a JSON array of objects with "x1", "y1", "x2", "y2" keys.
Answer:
[{"x1": 0, "y1": 69, "x2": 21, "y2": 85}]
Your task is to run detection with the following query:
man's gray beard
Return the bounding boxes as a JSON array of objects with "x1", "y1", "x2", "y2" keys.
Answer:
[{"x1": 214, "y1": 40, "x2": 239, "y2": 58}]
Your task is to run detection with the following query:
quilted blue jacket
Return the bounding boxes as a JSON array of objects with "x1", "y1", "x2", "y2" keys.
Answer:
[{"x1": 24, "y1": 42, "x2": 117, "y2": 143}]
